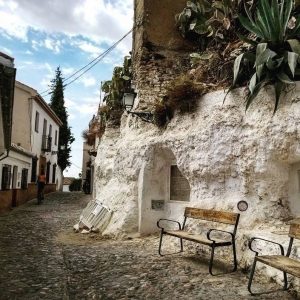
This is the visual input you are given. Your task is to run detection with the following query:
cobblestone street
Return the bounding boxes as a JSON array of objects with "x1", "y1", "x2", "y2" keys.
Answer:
[{"x1": 0, "y1": 192, "x2": 298, "y2": 300}]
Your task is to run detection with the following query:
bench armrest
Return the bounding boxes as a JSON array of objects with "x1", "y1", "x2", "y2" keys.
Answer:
[
  {"x1": 207, "y1": 229, "x2": 234, "y2": 242},
  {"x1": 157, "y1": 219, "x2": 181, "y2": 230},
  {"x1": 248, "y1": 237, "x2": 285, "y2": 256}
]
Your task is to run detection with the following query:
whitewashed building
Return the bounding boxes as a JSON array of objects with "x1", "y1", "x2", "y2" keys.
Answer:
[{"x1": 0, "y1": 80, "x2": 63, "y2": 212}]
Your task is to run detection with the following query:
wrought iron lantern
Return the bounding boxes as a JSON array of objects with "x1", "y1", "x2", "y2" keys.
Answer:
[{"x1": 122, "y1": 92, "x2": 153, "y2": 123}]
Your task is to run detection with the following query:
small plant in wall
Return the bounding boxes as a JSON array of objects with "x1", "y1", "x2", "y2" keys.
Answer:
[
  {"x1": 176, "y1": 0, "x2": 242, "y2": 49},
  {"x1": 175, "y1": 0, "x2": 249, "y2": 90},
  {"x1": 230, "y1": 0, "x2": 300, "y2": 113},
  {"x1": 101, "y1": 55, "x2": 133, "y2": 125},
  {"x1": 153, "y1": 75, "x2": 208, "y2": 127}
]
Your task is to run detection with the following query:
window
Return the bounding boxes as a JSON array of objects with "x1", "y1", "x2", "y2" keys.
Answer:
[
  {"x1": 21, "y1": 169, "x2": 28, "y2": 189},
  {"x1": 43, "y1": 119, "x2": 47, "y2": 136},
  {"x1": 169, "y1": 165, "x2": 190, "y2": 201},
  {"x1": 31, "y1": 156, "x2": 38, "y2": 182},
  {"x1": 46, "y1": 161, "x2": 51, "y2": 183},
  {"x1": 35, "y1": 111, "x2": 39, "y2": 132},
  {"x1": 49, "y1": 124, "x2": 52, "y2": 137},
  {"x1": 55, "y1": 130, "x2": 58, "y2": 145},
  {"x1": 52, "y1": 164, "x2": 56, "y2": 183},
  {"x1": 1, "y1": 165, "x2": 12, "y2": 190}
]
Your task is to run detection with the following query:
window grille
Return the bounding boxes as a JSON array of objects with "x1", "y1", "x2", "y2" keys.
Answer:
[
  {"x1": 1, "y1": 164, "x2": 11, "y2": 190},
  {"x1": 21, "y1": 168, "x2": 28, "y2": 189},
  {"x1": 42, "y1": 135, "x2": 52, "y2": 152}
]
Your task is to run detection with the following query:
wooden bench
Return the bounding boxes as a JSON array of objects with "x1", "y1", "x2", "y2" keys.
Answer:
[
  {"x1": 248, "y1": 222, "x2": 300, "y2": 295},
  {"x1": 157, "y1": 207, "x2": 240, "y2": 275}
]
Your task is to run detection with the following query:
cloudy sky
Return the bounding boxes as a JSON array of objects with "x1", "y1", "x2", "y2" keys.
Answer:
[{"x1": 0, "y1": 0, "x2": 133, "y2": 177}]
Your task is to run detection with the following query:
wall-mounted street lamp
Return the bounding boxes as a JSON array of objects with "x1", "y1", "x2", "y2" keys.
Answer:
[{"x1": 122, "y1": 92, "x2": 153, "y2": 123}]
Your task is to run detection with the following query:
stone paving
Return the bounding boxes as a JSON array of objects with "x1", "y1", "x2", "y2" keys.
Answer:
[{"x1": 0, "y1": 192, "x2": 298, "y2": 300}]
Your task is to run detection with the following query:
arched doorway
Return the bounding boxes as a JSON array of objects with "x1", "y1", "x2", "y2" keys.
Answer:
[{"x1": 138, "y1": 146, "x2": 190, "y2": 234}]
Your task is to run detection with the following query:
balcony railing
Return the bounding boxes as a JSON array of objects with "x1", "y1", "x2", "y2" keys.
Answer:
[{"x1": 42, "y1": 135, "x2": 52, "y2": 152}]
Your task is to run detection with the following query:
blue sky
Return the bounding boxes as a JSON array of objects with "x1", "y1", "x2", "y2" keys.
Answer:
[{"x1": 0, "y1": 0, "x2": 133, "y2": 177}]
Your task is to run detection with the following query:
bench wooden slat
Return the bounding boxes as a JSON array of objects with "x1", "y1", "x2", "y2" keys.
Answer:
[
  {"x1": 257, "y1": 255, "x2": 300, "y2": 278},
  {"x1": 184, "y1": 207, "x2": 239, "y2": 225},
  {"x1": 289, "y1": 222, "x2": 300, "y2": 240},
  {"x1": 165, "y1": 230, "x2": 232, "y2": 246}
]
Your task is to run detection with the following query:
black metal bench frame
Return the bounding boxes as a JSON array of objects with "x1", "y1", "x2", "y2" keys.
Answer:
[
  {"x1": 248, "y1": 222, "x2": 300, "y2": 295},
  {"x1": 157, "y1": 207, "x2": 240, "y2": 275}
]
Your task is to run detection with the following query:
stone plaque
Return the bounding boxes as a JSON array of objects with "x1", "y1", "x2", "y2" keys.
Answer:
[
  {"x1": 170, "y1": 165, "x2": 190, "y2": 201},
  {"x1": 151, "y1": 200, "x2": 165, "y2": 210}
]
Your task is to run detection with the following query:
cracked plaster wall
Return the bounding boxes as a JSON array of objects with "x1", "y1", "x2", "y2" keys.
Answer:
[
  {"x1": 94, "y1": 86, "x2": 300, "y2": 288},
  {"x1": 92, "y1": 0, "x2": 300, "y2": 290}
]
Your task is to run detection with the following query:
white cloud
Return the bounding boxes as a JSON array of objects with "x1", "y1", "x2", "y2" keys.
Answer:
[
  {"x1": 0, "y1": 0, "x2": 133, "y2": 53},
  {"x1": 79, "y1": 75, "x2": 97, "y2": 87},
  {"x1": 75, "y1": 41, "x2": 103, "y2": 58},
  {"x1": 82, "y1": 96, "x2": 101, "y2": 104},
  {"x1": 65, "y1": 98, "x2": 76, "y2": 109},
  {"x1": 44, "y1": 38, "x2": 61, "y2": 54},
  {"x1": 0, "y1": 46, "x2": 12, "y2": 55},
  {"x1": 74, "y1": 103, "x2": 98, "y2": 116},
  {"x1": 62, "y1": 67, "x2": 75, "y2": 76}
]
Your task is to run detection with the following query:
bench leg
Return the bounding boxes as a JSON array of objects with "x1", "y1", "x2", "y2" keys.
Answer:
[
  {"x1": 247, "y1": 258, "x2": 257, "y2": 295},
  {"x1": 209, "y1": 246, "x2": 215, "y2": 275},
  {"x1": 209, "y1": 244, "x2": 237, "y2": 275},
  {"x1": 158, "y1": 232, "x2": 184, "y2": 256},
  {"x1": 158, "y1": 231, "x2": 164, "y2": 256},
  {"x1": 283, "y1": 272, "x2": 288, "y2": 290},
  {"x1": 248, "y1": 258, "x2": 289, "y2": 295},
  {"x1": 232, "y1": 241, "x2": 238, "y2": 272}
]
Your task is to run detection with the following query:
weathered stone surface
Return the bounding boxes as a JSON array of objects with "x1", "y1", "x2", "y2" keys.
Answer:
[
  {"x1": 94, "y1": 85, "x2": 300, "y2": 286},
  {"x1": 0, "y1": 192, "x2": 298, "y2": 299}
]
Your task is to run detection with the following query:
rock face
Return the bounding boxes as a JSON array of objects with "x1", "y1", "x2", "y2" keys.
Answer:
[
  {"x1": 95, "y1": 85, "x2": 300, "y2": 235},
  {"x1": 93, "y1": 0, "x2": 300, "y2": 286}
]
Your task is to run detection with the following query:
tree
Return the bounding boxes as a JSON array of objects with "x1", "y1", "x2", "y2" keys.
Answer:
[
  {"x1": 49, "y1": 67, "x2": 75, "y2": 172},
  {"x1": 69, "y1": 178, "x2": 82, "y2": 191}
]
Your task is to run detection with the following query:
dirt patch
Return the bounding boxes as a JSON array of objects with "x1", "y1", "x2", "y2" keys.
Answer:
[{"x1": 55, "y1": 230, "x2": 109, "y2": 246}]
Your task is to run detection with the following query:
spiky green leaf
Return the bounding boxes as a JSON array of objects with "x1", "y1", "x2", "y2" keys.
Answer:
[
  {"x1": 287, "y1": 39, "x2": 300, "y2": 56},
  {"x1": 287, "y1": 51, "x2": 299, "y2": 77},
  {"x1": 249, "y1": 73, "x2": 257, "y2": 94},
  {"x1": 273, "y1": 81, "x2": 284, "y2": 113},
  {"x1": 233, "y1": 53, "x2": 244, "y2": 86},
  {"x1": 276, "y1": 71, "x2": 294, "y2": 84}
]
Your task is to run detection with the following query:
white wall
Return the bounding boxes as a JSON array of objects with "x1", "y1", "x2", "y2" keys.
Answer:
[
  {"x1": 0, "y1": 150, "x2": 31, "y2": 189},
  {"x1": 30, "y1": 99, "x2": 59, "y2": 183},
  {"x1": 288, "y1": 162, "x2": 300, "y2": 216},
  {"x1": 63, "y1": 184, "x2": 70, "y2": 192}
]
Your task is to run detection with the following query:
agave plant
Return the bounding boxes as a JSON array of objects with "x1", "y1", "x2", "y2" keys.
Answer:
[
  {"x1": 176, "y1": 0, "x2": 241, "y2": 45},
  {"x1": 232, "y1": 0, "x2": 300, "y2": 112}
]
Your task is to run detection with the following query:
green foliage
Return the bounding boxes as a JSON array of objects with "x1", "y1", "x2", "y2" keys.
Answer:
[
  {"x1": 102, "y1": 55, "x2": 132, "y2": 109},
  {"x1": 153, "y1": 75, "x2": 207, "y2": 127},
  {"x1": 49, "y1": 67, "x2": 75, "y2": 171},
  {"x1": 231, "y1": 0, "x2": 300, "y2": 112},
  {"x1": 176, "y1": 0, "x2": 241, "y2": 48},
  {"x1": 100, "y1": 55, "x2": 132, "y2": 126},
  {"x1": 69, "y1": 178, "x2": 82, "y2": 192}
]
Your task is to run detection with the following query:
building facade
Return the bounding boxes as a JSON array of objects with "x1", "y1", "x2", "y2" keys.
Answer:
[
  {"x1": 0, "y1": 52, "x2": 16, "y2": 159},
  {"x1": 0, "y1": 80, "x2": 63, "y2": 213}
]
